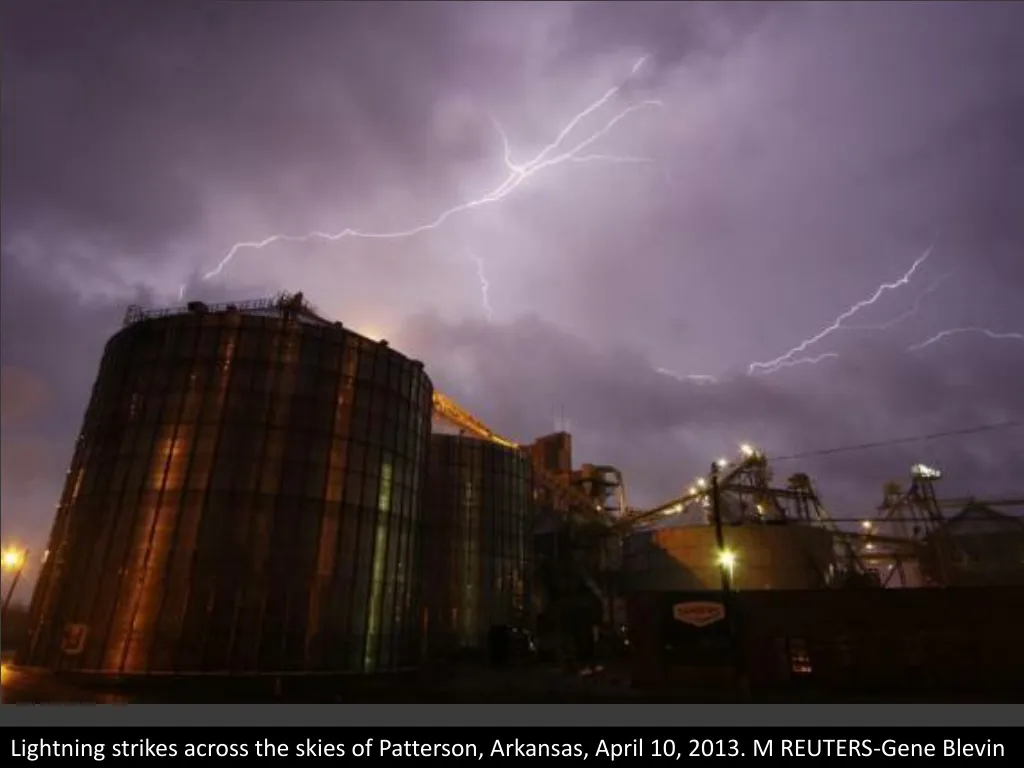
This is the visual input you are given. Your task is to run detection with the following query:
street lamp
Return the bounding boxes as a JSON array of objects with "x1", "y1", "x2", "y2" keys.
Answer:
[
  {"x1": 1, "y1": 546, "x2": 28, "y2": 621},
  {"x1": 717, "y1": 548, "x2": 737, "y2": 581}
]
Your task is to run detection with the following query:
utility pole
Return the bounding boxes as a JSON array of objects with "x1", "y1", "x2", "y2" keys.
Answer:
[
  {"x1": 710, "y1": 465, "x2": 747, "y2": 695},
  {"x1": 710, "y1": 464, "x2": 731, "y2": 593}
]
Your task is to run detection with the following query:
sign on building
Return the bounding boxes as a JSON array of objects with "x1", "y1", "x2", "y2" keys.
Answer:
[{"x1": 672, "y1": 601, "x2": 726, "y2": 628}]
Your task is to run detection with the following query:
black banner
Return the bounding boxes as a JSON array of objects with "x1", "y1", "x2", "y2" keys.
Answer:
[{"x1": 3, "y1": 727, "x2": 1020, "y2": 763}]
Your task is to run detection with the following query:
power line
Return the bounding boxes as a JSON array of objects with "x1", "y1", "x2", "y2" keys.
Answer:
[{"x1": 769, "y1": 419, "x2": 1024, "y2": 463}]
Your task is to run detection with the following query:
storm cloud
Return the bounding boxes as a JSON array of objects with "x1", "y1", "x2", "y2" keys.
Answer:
[{"x1": 2, "y1": 1, "x2": 1022, "y2": 598}]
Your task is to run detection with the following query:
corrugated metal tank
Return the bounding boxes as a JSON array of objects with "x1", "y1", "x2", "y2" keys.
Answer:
[
  {"x1": 623, "y1": 523, "x2": 836, "y2": 591},
  {"x1": 421, "y1": 434, "x2": 532, "y2": 656},
  {"x1": 20, "y1": 302, "x2": 433, "y2": 675}
]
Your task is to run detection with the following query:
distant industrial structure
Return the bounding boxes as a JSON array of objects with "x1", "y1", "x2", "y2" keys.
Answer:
[{"x1": 16, "y1": 293, "x2": 1024, "y2": 693}]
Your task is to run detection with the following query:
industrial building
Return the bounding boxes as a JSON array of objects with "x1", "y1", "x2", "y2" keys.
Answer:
[
  {"x1": 628, "y1": 586, "x2": 1024, "y2": 693},
  {"x1": 19, "y1": 294, "x2": 433, "y2": 676},
  {"x1": 15, "y1": 292, "x2": 1024, "y2": 697},
  {"x1": 421, "y1": 434, "x2": 533, "y2": 658},
  {"x1": 918, "y1": 502, "x2": 1024, "y2": 586},
  {"x1": 623, "y1": 523, "x2": 836, "y2": 592}
]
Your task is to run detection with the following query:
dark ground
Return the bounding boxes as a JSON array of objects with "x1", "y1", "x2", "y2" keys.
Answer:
[{"x1": 2, "y1": 659, "x2": 1019, "y2": 704}]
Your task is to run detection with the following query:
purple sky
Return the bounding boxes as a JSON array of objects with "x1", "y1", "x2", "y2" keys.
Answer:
[{"x1": 2, "y1": 2, "x2": 1023, "y2": 599}]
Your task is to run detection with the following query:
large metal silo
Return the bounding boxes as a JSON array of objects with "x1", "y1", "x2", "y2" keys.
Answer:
[
  {"x1": 19, "y1": 296, "x2": 433, "y2": 676},
  {"x1": 421, "y1": 434, "x2": 533, "y2": 657}
]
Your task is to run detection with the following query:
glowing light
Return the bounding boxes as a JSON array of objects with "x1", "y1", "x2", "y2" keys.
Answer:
[
  {"x1": 696, "y1": 478, "x2": 707, "y2": 489},
  {"x1": 861, "y1": 520, "x2": 873, "y2": 530},
  {"x1": 197, "y1": 58, "x2": 663, "y2": 285},
  {"x1": 739, "y1": 443, "x2": 755, "y2": 457},
  {"x1": 717, "y1": 550, "x2": 737, "y2": 571},
  {"x1": 716, "y1": 457, "x2": 729, "y2": 469},
  {"x1": 1, "y1": 548, "x2": 26, "y2": 572},
  {"x1": 907, "y1": 327, "x2": 1024, "y2": 352},
  {"x1": 911, "y1": 463, "x2": 942, "y2": 480},
  {"x1": 687, "y1": 486, "x2": 697, "y2": 496},
  {"x1": 748, "y1": 246, "x2": 933, "y2": 375}
]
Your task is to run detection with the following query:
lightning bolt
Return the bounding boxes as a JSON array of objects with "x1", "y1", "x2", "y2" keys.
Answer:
[
  {"x1": 748, "y1": 352, "x2": 840, "y2": 376},
  {"x1": 197, "y1": 58, "x2": 663, "y2": 285},
  {"x1": 747, "y1": 245, "x2": 934, "y2": 376},
  {"x1": 656, "y1": 368, "x2": 718, "y2": 385},
  {"x1": 468, "y1": 252, "x2": 494, "y2": 322},
  {"x1": 844, "y1": 271, "x2": 954, "y2": 332},
  {"x1": 908, "y1": 327, "x2": 1024, "y2": 352}
]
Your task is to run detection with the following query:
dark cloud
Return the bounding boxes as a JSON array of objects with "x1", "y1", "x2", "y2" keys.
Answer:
[
  {"x1": 1, "y1": 2, "x2": 483, "y2": 254},
  {"x1": 559, "y1": 1, "x2": 784, "y2": 77},
  {"x1": 0, "y1": 366, "x2": 49, "y2": 425},
  {"x1": 0, "y1": 255, "x2": 125, "y2": 426}
]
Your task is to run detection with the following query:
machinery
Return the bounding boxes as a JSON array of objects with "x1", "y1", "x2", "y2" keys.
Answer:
[
  {"x1": 432, "y1": 392, "x2": 619, "y2": 526},
  {"x1": 431, "y1": 395, "x2": 628, "y2": 665},
  {"x1": 432, "y1": 394, "x2": 892, "y2": 590},
  {"x1": 621, "y1": 446, "x2": 872, "y2": 588},
  {"x1": 857, "y1": 463, "x2": 1024, "y2": 587},
  {"x1": 434, "y1": 388, "x2": 1024, "y2": 591},
  {"x1": 854, "y1": 464, "x2": 951, "y2": 587}
]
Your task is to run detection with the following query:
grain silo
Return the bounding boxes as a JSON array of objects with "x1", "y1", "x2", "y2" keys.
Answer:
[
  {"x1": 623, "y1": 522, "x2": 836, "y2": 592},
  {"x1": 421, "y1": 434, "x2": 532, "y2": 658},
  {"x1": 19, "y1": 294, "x2": 433, "y2": 676}
]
